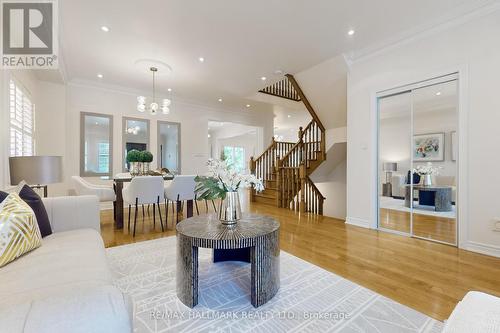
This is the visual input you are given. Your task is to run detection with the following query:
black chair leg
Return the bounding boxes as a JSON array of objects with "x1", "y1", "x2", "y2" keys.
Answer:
[
  {"x1": 205, "y1": 200, "x2": 209, "y2": 213},
  {"x1": 171, "y1": 199, "x2": 175, "y2": 221},
  {"x1": 153, "y1": 203, "x2": 156, "y2": 229},
  {"x1": 194, "y1": 195, "x2": 200, "y2": 215},
  {"x1": 212, "y1": 200, "x2": 217, "y2": 213},
  {"x1": 176, "y1": 194, "x2": 180, "y2": 224},
  {"x1": 133, "y1": 198, "x2": 138, "y2": 237},
  {"x1": 165, "y1": 199, "x2": 169, "y2": 229},
  {"x1": 128, "y1": 204, "x2": 131, "y2": 231},
  {"x1": 142, "y1": 205, "x2": 145, "y2": 221},
  {"x1": 157, "y1": 196, "x2": 164, "y2": 232}
]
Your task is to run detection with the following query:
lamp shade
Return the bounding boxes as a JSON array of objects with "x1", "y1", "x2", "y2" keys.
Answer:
[
  {"x1": 383, "y1": 162, "x2": 398, "y2": 172},
  {"x1": 9, "y1": 156, "x2": 63, "y2": 185}
]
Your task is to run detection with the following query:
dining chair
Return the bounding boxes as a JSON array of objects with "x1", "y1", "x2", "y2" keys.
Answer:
[
  {"x1": 122, "y1": 176, "x2": 164, "y2": 237},
  {"x1": 164, "y1": 175, "x2": 199, "y2": 225},
  {"x1": 71, "y1": 176, "x2": 117, "y2": 218}
]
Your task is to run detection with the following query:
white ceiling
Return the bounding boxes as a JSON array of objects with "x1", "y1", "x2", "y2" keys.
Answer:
[{"x1": 59, "y1": 0, "x2": 493, "y2": 108}]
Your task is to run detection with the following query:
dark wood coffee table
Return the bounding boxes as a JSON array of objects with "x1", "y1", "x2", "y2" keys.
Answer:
[{"x1": 176, "y1": 213, "x2": 280, "y2": 308}]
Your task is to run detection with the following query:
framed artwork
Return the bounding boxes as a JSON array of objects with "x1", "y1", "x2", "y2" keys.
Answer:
[
  {"x1": 413, "y1": 133, "x2": 445, "y2": 162},
  {"x1": 451, "y1": 131, "x2": 457, "y2": 161}
]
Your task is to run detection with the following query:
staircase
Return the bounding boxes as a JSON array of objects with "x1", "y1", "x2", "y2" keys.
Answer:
[{"x1": 250, "y1": 74, "x2": 326, "y2": 215}]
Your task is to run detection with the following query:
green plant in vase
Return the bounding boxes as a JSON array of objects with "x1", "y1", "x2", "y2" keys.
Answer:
[
  {"x1": 140, "y1": 151, "x2": 154, "y2": 175},
  {"x1": 126, "y1": 149, "x2": 142, "y2": 176}
]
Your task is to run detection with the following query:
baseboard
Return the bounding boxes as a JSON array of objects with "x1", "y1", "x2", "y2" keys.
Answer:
[
  {"x1": 345, "y1": 217, "x2": 370, "y2": 229},
  {"x1": 463, "y1": 241, "x2": 500, "y2": 258}
]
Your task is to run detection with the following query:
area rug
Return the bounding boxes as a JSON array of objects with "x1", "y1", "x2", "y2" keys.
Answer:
[{"x1": 106, "y1": 237, "x2": 443, "y2": 333}]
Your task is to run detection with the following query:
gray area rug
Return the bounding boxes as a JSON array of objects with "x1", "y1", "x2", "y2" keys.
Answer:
[{"x1": 106, "y1": 236, "x2": 443, "y2": 333}]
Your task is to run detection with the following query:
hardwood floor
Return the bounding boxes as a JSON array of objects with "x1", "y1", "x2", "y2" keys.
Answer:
[
  {"x1": 379, "y1": 208, "x2": 456, "y2": 244},
  {"x1": 100, "y1": 199, "x2": 500, "y2": 322}
]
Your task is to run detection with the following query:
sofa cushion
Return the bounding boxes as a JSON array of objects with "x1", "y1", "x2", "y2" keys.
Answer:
[
  {"x1": 19, "y1": 185, "x2": 53, "y2": 237},
  {"x1": 0, "y1": 228, "x2": 112, "y2": 308}
]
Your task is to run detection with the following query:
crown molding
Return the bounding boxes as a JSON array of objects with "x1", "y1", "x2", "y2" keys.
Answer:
[{"x1": 345, "y1": 1, "x2": 500, "y2": 64}]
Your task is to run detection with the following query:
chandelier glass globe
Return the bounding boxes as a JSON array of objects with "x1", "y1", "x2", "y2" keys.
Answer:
[{"x1": 136, "y1": 68, "x2": 172, "y2": 115}]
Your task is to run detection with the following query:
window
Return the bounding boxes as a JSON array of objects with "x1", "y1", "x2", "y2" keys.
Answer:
[
  {"x1": 223, "y1": 146, "x2": 245, "y2": 173},
  {"x1": 80, "y1": 113, "x2": 113, "y2": 177},
  {"x1": 9, "y1": 79, "x2": 34, "y2": 156}
]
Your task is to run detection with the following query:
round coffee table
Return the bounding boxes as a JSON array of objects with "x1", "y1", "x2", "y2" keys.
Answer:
[{"x1": 176, "y1": 213, "x2": 280, "y2": 308}]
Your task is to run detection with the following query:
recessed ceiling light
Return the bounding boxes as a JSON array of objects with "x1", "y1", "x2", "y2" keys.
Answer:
[
  {"x1": 198, "y1": 57, "x2": 205, "y2": 63},
  {"x1": 348, "y1": 29, "x2": 355, "y2": 36},
  {"x1": 246, "y1": 104, "x2": 251, "y2": 108},
  {"x1": 167, "y1": 88, "x2": 172, "y2": 92},
  {"x1": 101, "y1": 26, "x2": 110, "y2": 32},
  {"x1": 436, "y1": 92, "x2": 442, "y2": 96},
  {"x1": 261, "y1": 76, "x2": 267, "y2": 81},
  {"x1": 97, "y1": 73, "x2": 103, "y2": 78},
  {"x1": 287, "y1": 114, "x2": 291, "y2": 118},
  {"x1": 208, "y1": 134, "x2": 211, "y2": 138},
  {"x1": 218, "y1": 98, "x2": 223, "y2": 102},
  {"x1": 274, "y1": 70, "x2": 283, "y2": 75}
]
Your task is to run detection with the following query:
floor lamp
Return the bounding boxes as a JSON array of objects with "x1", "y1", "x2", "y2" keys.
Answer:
[{"x1": 9, "y1": 156, "x2": 63, "y2": 197}]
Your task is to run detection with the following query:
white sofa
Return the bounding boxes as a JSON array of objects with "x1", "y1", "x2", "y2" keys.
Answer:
[
  {"x1": 0, "y1": 195, "x2": 132, "y2": 333},
  {"x1": 443, "y1": 291, "x2": 500, "y2": 332},
  {"x1": 391, "y1": 173, "x2": 457, "y2": 202}
]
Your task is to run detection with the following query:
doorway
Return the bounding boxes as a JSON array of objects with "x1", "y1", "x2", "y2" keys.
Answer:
[
  {"x1": 377, "y1": 74, "x2": 458, "y2": 246},
  {"x1": 157, "y1": 121, "x2": 181, "y2": 174}
]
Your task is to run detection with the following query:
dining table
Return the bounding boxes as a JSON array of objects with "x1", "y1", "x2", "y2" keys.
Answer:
[{"x1": 113, "y1": 173, "x2": 179, "y2": 229}]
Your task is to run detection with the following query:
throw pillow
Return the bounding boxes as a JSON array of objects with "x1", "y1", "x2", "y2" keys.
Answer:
[
  {"x1": 0, "y1": 193, "x2": 42, "y2": 268},
  {"x1": 18, "y1": 185, "x2": 52, "y2": 237},
  {"x1": 0, "y1": 191, "x2": 7, "y2": 203}
]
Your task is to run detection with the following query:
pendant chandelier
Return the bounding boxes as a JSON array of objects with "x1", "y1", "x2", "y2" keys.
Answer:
[{"x1": 137, "y1": 67, "x2": 171, "y2": 115}]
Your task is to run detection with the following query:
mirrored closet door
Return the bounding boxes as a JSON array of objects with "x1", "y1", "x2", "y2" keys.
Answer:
[{"x1": 377, "y1": 76, "x2": 458, "y2": 246}]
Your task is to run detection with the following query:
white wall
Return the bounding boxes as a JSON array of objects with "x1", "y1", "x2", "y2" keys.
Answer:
[
  {"x1": 314, "y1": 160, "x2": 347, "y2": 219},
  {"x1": 346, "y1": 8, "x2": 500, "y2": 256},
  {"x1": 294, "y1": 55, "x2": 348, "y2": 130}
]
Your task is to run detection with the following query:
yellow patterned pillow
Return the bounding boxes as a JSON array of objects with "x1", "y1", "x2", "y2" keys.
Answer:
[{"x1": 0, "y1": 193, "x2": 42, "y2": 267}]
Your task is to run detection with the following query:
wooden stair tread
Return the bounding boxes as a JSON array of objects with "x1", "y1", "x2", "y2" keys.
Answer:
[{"x1": 254, "y1": 193, "x2": 276, "y2": 199}]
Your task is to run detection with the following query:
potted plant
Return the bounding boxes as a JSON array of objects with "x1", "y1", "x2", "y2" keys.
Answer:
[
  {"x1": 195, "y1": 159, "x2": 264, "y2": 225},
  {"x1": 126, "y1": 149, "x2": 142, "y2": 176},
  {"x1": 413, "y1": 162, "x2": 442, "y2": 186},
  {"x1": 140, "y1": 150, "x2": 154, "y2": 175}
]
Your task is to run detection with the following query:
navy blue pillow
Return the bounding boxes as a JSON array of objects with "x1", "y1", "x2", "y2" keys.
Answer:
[
  {"x1": 407, "y1": 170, "x2": 421, "y2": 185},
  {"x1": 0, "y1": 191, "x2": 7, "y2": 203},
  {"x1": 18, "y1": 185, "x2": 52, "y2": 237}
]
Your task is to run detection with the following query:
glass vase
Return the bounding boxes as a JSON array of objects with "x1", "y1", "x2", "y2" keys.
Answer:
[{"x1": 218, "y1": 191, "x2": 242, "y2": 225}]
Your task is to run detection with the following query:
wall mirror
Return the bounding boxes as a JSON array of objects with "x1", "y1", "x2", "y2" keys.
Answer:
[
  {"x1": 80, "y1": 112, "x2": 113, "y2": 177},
  {"x1": 122, "y1": 117, "x2": 150, "y2": 171}
]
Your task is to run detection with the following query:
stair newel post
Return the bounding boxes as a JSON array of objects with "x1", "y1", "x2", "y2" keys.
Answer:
[
  {"x1": 249, "y1": 156, "x2": 256, "y2": 202},
  {"x1": 299, "y1": 163, "x2": 306, "y2": 213},
  {"x1": 298, "y1": 126, "x2": 304, "y2": 167}
]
